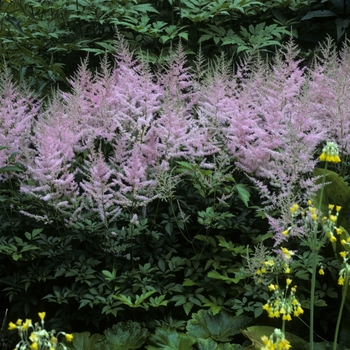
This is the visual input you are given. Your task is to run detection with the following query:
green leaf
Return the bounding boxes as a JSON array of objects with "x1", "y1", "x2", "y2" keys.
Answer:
[
  {"x1": 186, "y1": 309, "x2": 251, "y2": 342},
  {"x1": 207, "y1": 270, "x2": 244, "y2": 284},
  {"x1": 235, "y1": 184, "x2": 250, "y2": 207},
  {"x1": 301, "y1": 10, "x2": 338, "y2": 20},
  {"x1": 104, "y1": 321, "x2": 148, "y2": 349},
  {"x1": 242, "y1": 326, "x2": 308, "y2": 350},
  {"x1": 146, "y1": 328, "x2": 196, "y2": 350},
  {"x1": 64, "y1": 332, "x2": 104, "y2": 350}
]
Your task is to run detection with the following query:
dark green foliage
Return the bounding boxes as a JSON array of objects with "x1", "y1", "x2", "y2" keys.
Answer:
[
  {"x1": 0, "y1": 153, "x2": 265, "y2": 335},
  {"x1": 0, "y1": 0, "x2": 347, "y2": 96}
]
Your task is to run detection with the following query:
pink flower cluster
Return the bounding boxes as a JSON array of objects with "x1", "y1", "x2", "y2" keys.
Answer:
[{"x1": 1, "y1": 38, "x2": 348, "y2": 234}]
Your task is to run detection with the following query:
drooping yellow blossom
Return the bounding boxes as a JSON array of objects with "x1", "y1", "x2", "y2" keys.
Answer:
[
  {"x1": 22, "y1": 319, "x2": 32, "y2": 331},
  {"x1": 30, "y1": 342, "x2": 38, "y2": 350},
  {"x1": 319, "y1": 268, "x2": 325, "y2": 275},
  {"x1": 340, "y1": 251, "x2": 347, "y2": 259},
  {"x1": 65, "y1": 333, "x2": 74, "y2": 342},
  {"x1": 319, "y1": 141, "x2": 341, "y2": 163},
  {"x1": 15, "y1": 319, "x2": 22, "y2": 326},
  {"x1": 339, "y1": 277, "x2": 345, "y2": 285},
  {"x1": 281, "y1": 247, "x2": 294, "y2": 260},
  {"x1": 261, "y1": 330, "x2": 292, "y2": 350},
  {"x1": 8, "y1": 322, "x2": 17, "y2": 330},
  {"x1": 336, "y1": 228, "x2": 343, "y2": 235},
  {"x1": 286, "y1": 278, "x2": 292, "y2": 286}
]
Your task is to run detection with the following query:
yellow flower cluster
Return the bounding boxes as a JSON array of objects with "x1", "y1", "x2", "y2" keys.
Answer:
[
  {"x1": 8, "y1": 312, "x2": 73, "y2": 350},
  {"x1": 325, "y1": 204, "x2": 342, "y2": 243},
  {"x1": 261, "y1": 329, "x2": 292, "y2": 350},
  {"x1": 256, "y1": 259, "x2": 275, "y2": 276},
  {"x1": 262, "y1": 279, "x2": 304, "y2": 321},
  {"x1": 319, "y1": 141, "x2": 341, "y2": 163},
  {"x1": 338, "y1": 250, "x2": 350, "y2": 286}
]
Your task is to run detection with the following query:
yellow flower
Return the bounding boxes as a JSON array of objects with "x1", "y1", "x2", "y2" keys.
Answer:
[
  {"x1": 327, "y1": 232, "x2": 337, "y2": 242},
  {"x1": 329, "y1": 215, "x2": 337, "y2": 223},
  {"x1": 8, "y1": 322, "x2": 17, "y2": 330},
  {"x1": 282, "y1": 229, "x2": 289, "y2": 236},
  {"x1": 38, "y1": 312, "x2": 46, "y2": 321},
  {"x1": 340, "y1": 251, "x2": 347, "y2": 259},
  {"x1": 319, "y1": 268, "x2": 325, "y2": 275},
  {"x1": 286, "y1": 278, "x2": 292, "y2": 286},
  {"x1": 29, "y1": 332, "x2": 38, "y2": 343},
  {"x1": 307, "y1": 199, "x2": 313, "y2": 206},
  {"x1": 65, "y1": 333, "x2": 74, "y2": 342},
  {"x1": 282, "y1": 313, "x2": 292, "y2": 321},
  {"x1": 22, "y1": 319, "x2": 32, "y2": 331},
  {"x1": 339, "y1": 277, "x2": 345, "y2": 285},
  {"x1": 328, "y1": 204, "x2": 335, "y2": 210},
  {"x1": 336, "y1": 228, "x2": 343, "y2": 235},
  {"x1": 290, "y1": 204, "x2": 299, "y2": 214},
  {"x1": 281, "y1": 247, "x2": 294, "y2": 260},
  {"x1": 341, "y1": 239, "x2": 346, "y2": 245},
  {"x1": 284, "y1": 265, "x2": 291, "y2": 274},
  {"x1": 15, "y1": 319, "x2": 22, "y2": 326},
  {"x1": 264, "y1": 259, "x2": 275, "y2": 267},
  {"x1": 319, "y1": 142, "x2": 341, "y2": 163},
  {"x1": 268, "y1": 284, "x2": 278, "y2": 291},
  {"x1": 30, "y1": 342, "x2": 38, "y2": 350},
  {"x1": 311, "y1": 213, "x2": 317, "y2": 221},
  {"x1": 336, "y1": 206, "x2": 342, "y2": 212}
]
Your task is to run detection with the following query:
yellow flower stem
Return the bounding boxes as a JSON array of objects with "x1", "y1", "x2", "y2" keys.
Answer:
[
  {"x1": 309, "y1": 161, "x2": 328, "y2": 350},
  {"x1": 333, "y1": 270, "x2": 349, "y2": 350}
]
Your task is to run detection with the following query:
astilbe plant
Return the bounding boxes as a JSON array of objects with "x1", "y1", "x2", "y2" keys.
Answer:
[
  {"x1": 197, "y1": 41, "x2": 327, "y2": 243},
  {"x1": 0, "y1": 68, "x2": 40, "y2": 180}
]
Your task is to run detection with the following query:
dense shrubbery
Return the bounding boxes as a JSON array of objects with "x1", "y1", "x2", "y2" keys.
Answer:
[
  {"x1": 1, "y1": 0, "x2": 350, "y2": 95},
  {"x1": 2, "y1": 33, "x2": 350, "y2": 349}
]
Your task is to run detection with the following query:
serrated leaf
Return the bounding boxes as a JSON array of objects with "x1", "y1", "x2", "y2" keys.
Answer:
[
  {"x1": 186, "y1": 309, "x2": 251, "y2": 342},
  {"x1": 146, "y1": 328, "x2": 196, "y2": 350},
  {"x1": 63, "y1": 332, "x2": 104, "y2": 350}
]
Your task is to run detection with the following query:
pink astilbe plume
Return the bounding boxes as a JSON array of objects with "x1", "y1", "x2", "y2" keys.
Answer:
[
  {"x1": 307, "y1": 39, "x2": 350, "y2": 155},
  {"x1": 149, "y1": 44, "x2": 217, "y2": 161},
  {"x1": 79, "y1": 148, "x2": 121, "y2": 226},
  {"x1": 111, "y1": 142, "x2": 159, "y2": 208},
  {"x1": 20, "y1": 97, "x2": 79, "y2": 209},
  {"x1": 0, "y1": 68, "x2": 39, "y2": 179},
  {"x1": 198, "y1": 42, "x2": 326, "y2": 243}
]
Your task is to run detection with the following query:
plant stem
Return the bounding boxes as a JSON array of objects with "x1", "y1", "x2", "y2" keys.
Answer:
[
  {"x1": 333, "y1": 270, "x2": 349, "y2": 350},
  {"x1": 309, "y1": 249, "x2": 317, "y2": 350},
  {"x1": 309, "y1": 162, "x2": 328, "y2": 350}
]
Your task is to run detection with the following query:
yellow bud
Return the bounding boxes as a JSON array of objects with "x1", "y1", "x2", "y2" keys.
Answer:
[{"x1": 38, "y1": 312, "x2": 46, "y2": 321}]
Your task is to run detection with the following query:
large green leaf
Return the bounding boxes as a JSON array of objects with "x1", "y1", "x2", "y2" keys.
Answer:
[
  {"x1": 104, "y1": 321, "x2": 148, "y2": 350},
  {"x1": 197, "y1": 338, "x2": 242, "y2": 350},
  {"x1": 186, "y1": 309, "x2": 251, "y2": 342},
  {"x1": 242, "y1": 326, "x2": 308, "y2": 350},
  {"x1": 64, "y1": 332, "x2": 104, "y2": 350},
  {"x1": 146, "y1": 328, "x2": 196, "y2": 350},
  {"x1": 313, "y1": 168, "x2": 350, "y2": 233}
]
